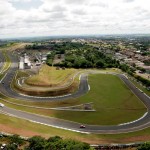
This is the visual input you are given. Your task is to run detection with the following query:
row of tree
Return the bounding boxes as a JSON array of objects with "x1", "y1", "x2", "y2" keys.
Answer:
[
  {"x1": 45, "y1": 42, "x2": 149, "y2": 87},
  {"x1": 0, "y1": 134, "x2": 93, "y2": 150},
  {"x1": 134, "y1": 75, "x2": 150, "y2": 87},
  {"x1": 53, "y1": 47, "x2": 120, "y2": 69},
  {"x1": 137, "y1": 142, "x2": 150, "y2": 150},
  {"x1": 1, "y1": 134, "x2": 150, "y2": 150},
  {"x1": 119, "y1": 63, "x2": 150, "y2": 86}
]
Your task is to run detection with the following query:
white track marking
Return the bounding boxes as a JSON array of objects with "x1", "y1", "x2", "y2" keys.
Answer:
[{"x1": 118, "y1": 112, "x2": 148, "y2": 126}]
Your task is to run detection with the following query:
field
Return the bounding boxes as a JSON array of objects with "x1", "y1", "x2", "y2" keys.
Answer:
[
  {"x1": 0, "y1": 51, "x2": 11, "y2": 73},
  {"x1": 0, "y1": 74, "x2": 146, "y2": 125},
  {"x1": 12, "y1": 67, "x2": 80, "y2": 96},
  {"x1": 25, "y1": 65, "x2": 78, "y2": 87},
  {"x1": 0, "y1": 50, "x2": 11, "y2": 85},
  {"x1": 49, "y1": 74, "x2": 146, "y2": 125},
  {"x1": 0, "y1": 48, "x2": 149, "y2": 145},
  {"x1": 1, "y1": 113, "x2": 150, "y2": 144}
]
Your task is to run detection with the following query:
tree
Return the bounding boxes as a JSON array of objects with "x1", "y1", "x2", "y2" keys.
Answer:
[
  {"x1": 47, "y1": 136, "x2": 62, "y2": 143},
  {"x1": 5, "y1": 143, "x2": 18, "y2": 150},
  {"x1": 63, "y1": 139, "x2": 91, "y2": 150},
  {"x1": 96, "y1": 60, "x2": 105, "y2": 68},
  {"x1": 26, "y1": 136, "x2": 46, "y2": 150},
  {"x1": 119, "y1": 63, "x2": 130, "y2": 72},
  {"x1": 137, "y1": 142, "x2": 150, "y2": 150},
  {"x1": 9, "y1": 134, "x2": 24, "y2": 146}
]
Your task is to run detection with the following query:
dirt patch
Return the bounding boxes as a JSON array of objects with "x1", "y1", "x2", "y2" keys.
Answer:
[
  {"x1": 73, "y1": 136, "x2": 110, "y2": 144},
  {"x1": 0, "y1": 124, "x2": 38, "y2": 138},
  {"x1": 53, "y1": 54, "x2": 65, "y2": 64},
  {"x1": 1, "y1": 124, "x2": 150, "y2": 145},
  {"x1": 0, "y1": 124, "x2": 113, "y2": 144},
  {"x1": 122, "y1": 135, "x2": 150, "y2": 143}
]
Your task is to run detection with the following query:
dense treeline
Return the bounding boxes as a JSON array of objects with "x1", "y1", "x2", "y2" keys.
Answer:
[
  {"x1": 53, "y1": 44, "x2": 120, "y2": 69},
  {"x1": 46, "y1": 42, "x2": 136, "y2": 73},
  {"x1": 134, "y1": 75, "x2": 150, "y2": 87},
  {"x1": 45, "y1": 42, "x2": 149, "y2": 87},
  {"x1": 1, "y1": 134, "x2": 150, "y2": 150},
  {"x1": 119, "y1": 63, "x2": 136, "y2": 75},
  {"x1": 119, "y1": 63, "x2": 150, "y2": 86},
  {"x1": 0, "y1": 134, "x2": 93, "y2": 150},
  {"x1": 25, "y1": 136, "x2": 92, "y2": 150},
  {"x1": 53, "y1": 42, "x2": 84, "y2": 54},
  {"x1": 137, "y1": 142, "x2": 150, "y2": 150},
  {"x1": 46, "y1": 51, "x2": 56, "y2": 66},
  {"x1": 25, "y1": 44, "x2": 46, "y2": 50}
]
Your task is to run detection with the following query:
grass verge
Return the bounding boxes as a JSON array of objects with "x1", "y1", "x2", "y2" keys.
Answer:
[
  {"x1": 25, "y1": 65, "x2": 79, "y2": 87},
  {"x1": 129, "y1": 78, "x2": 150, "y2": 97},
  {"x1": 0, "y1": 113, "x2": 150, "y2": 144},
  {"x1": 11, "y1": 70, "x2": 80, "y2": 96},
  {"x1": 0, "y1": 51, "x2": 11, "y2": 73}
]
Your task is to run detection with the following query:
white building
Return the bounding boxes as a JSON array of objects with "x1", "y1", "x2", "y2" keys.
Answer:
[
  {"x1": 19, "y1": 54, "x2": 31, "y2": 69},
  {"x1": 19, "y1": 57, "x2": 24, "y2": 69}
]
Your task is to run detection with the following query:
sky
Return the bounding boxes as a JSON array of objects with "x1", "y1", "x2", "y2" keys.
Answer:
[{"x1": 0, "y1": 0, "x2": 150, "y2": 38}]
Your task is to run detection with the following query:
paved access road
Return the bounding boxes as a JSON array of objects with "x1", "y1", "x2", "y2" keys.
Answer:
[{"x1": 0, "y1": 52, "x2": 150, "y2": 134}]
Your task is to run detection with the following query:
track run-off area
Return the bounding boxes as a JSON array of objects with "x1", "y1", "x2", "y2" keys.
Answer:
[{"x1": 0, "y1": 50, "x2": 150, "y2": 134}]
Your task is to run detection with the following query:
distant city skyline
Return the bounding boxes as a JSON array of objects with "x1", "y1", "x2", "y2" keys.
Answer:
[{"x1": 0, "y1": 0, "x2": 150, "y2": 38}]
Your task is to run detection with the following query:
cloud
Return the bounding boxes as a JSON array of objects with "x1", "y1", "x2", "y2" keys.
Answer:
[
  {"x1": 90, "y1": 1, "x2": 108, "y2": 8},
  {"x1": 0, "y1": 0, "x2": 150, "y2": 38},
  {"x1": 42, "y1": 5, "x2": 67, "y2": 13},
  {"x1": 64, "y1": 0, "x2": 87, "y2": 5},
  {"x1": 71, "y1": 9, "x2": 86, "y2": 15},
  {"x1": 0, "y1": 1, "x2": 15, "y2": 15},
  {"x1": 123, "y1": 0, "x2": 135, "y2": 2}
]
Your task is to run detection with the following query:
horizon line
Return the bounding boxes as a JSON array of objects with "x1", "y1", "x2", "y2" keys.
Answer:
[{"x1": 1, "y1": 33, "x2": 150, "y2": 40}]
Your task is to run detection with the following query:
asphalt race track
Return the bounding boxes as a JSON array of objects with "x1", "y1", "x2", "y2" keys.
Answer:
[
  {"x1": 0, "y1": 52, "x2": 150, "y2": 134},
  {"x1": 0, "y1": 53, "x2": 89, "y2": 101}
]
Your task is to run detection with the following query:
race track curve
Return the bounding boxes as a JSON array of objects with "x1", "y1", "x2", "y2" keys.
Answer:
[{"x1": 0, "y1": 51, "x2": 150, "y2": 134}]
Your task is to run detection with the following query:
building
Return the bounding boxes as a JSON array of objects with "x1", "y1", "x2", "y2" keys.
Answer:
[
  {"x1": 19, "y1": 54, "x2": 31, "y2": 70},
  {"x1": 19, "y1": 57, "x2": 24, "y2": 69}
]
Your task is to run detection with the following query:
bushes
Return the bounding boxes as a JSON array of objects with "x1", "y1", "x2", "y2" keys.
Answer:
[
  {"x1": 134, "y1": 75, "x2": 150, "y2": 87},
  {"x1": 137, "y1": 142, "x2": 150, "y2": 150},
  {"x1": 8, "y1": 134, "x2": 24, "y2": 146},
  {"x1": 26, "y1": 136, "x2": 46, "y2": 150},
  {"x1": 53, "y1": 49, "x2": 119, "y2": 69},
  {"x1": 0, "y1": 134, "x2": 93, "y2": 150},
  {"x1": 25, "y1": 136, "x2": 92, "y2": 150},
  {"x1": 119, "y1": 63, "x2": 150, "y2": 87}
]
